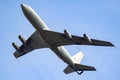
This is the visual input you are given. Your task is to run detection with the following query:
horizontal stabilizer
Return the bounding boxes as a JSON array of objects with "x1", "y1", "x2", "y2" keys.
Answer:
[
  {"x1": 64, "y1": 66, "x2": 74, "y2": 74},
  {"x1": 75, "y1": 64, "x2": 96, "y2": 71},
  {"x1": 64, "y1": 64, "x2": 96, "y2": 74}
]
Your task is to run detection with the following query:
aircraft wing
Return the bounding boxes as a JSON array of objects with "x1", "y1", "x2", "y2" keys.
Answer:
[
  {"x1": 13, "y1": 31, "x2": 49, "y2": 58},
  {"x1": 41, "y1": 30, "x2": 114, "y2": 47},
  {"x1": 14, "y1": 30, "x2": 114, "y2": 58}
]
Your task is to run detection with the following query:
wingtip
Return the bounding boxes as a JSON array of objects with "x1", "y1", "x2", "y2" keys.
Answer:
[
  {"x1": 14, "y1": 52, "x2": 19, "y2": 59},
  {"x1": 93, "y1": 67, "x2": 97, "y2": 71},
  {"x1": 110, "y1": 43, "x2": 115, "y2": 47},
  {"x1": 13, "y1": 51, "x2": 23, "y2": 59}
]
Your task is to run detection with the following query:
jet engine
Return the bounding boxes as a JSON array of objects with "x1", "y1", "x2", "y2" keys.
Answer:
[
  {"x1": 83, "y1": 33, "x2": 92, "y2": 44},
  {"x1": 12, "y1": 42, "x2": 20, "y2": 51},
  {"x1": 64, "y1": 30, "x2": 72, "y2": 39},
  {"x1": 18, "y1": 35, "x2": 26, "y2": 44}
]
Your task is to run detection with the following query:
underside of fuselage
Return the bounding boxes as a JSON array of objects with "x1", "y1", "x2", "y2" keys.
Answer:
[{"x1": 50, "y1": 46, "x2": 74, "y2": 65}]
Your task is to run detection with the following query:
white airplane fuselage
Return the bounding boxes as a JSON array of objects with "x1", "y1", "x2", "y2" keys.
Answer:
[{"x1": 21, "y1": 4, "x2": 75, "y2": 68}]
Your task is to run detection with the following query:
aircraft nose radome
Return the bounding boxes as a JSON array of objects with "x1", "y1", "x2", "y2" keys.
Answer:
[
  {"x1": 21, "y1": 4, "x2": 29, "y2": 8},
  {"x1": 21, "y1": 4, "x2": 31, "y2": 11},
  {"x1": 21, "y1": 4, "x2": 24, "y2": 7},
  {"x1": 21, "y1": 4, "x2": 25, "y2": 10},
  {"x1": 21, "y1": 4, "x2": 29, "y2": 12},
  {"x1": 21, "y1": 4, "x2": 26, "y2": 8},
  {"x1": 21, "y1": 4, "x2": 23, "y2": 7}
]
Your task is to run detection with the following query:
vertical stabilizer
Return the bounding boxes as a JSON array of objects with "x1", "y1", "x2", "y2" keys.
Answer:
[{"x1": 71, "y1": 51, "x2": 84, "y2": 64}]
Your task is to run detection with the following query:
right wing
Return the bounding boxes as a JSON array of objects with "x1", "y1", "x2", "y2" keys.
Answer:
[
  {"x1": 40, "y1": 30, "x2": 114, "y2": 47},
  {"x1": 13, "y1": 31, "x2": 49, "y2": 58},
  {"x1": 73, "y1": 35, "x2": 114, "y2": 46}
]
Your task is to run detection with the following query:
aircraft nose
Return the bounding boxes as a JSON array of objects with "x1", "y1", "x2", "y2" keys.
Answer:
[
  {"x1": 21, "y1": 4, "x2": 29, "y2": 13},
  {"x1": 21, "y1": 4, "x2": 26, "y2": 9},
  {"x1": 21, "y1": 4, "x2": 24, "y2": 10},
  {"x1": 21, "y1": 4, "x2": 23, "y2": 7}
]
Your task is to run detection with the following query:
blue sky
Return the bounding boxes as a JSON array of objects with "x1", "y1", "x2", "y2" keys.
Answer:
[{"x1": 0, "y1": 0, "x2": 120, "y2": 80}]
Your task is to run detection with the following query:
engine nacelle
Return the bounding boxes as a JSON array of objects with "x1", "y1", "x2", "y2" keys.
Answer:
[
  {"x1": 12, "y1": 42, "x2": 20, "y2": 51},
  {"x1": 83, "y1": 33, "x2": 92, "y2": 44},
  {"x1": 18, "y1": 35, "x2": 26, "y2": 44},
  {"x1": 64, "y1": 30, "x2": 72, "y2": 39}
]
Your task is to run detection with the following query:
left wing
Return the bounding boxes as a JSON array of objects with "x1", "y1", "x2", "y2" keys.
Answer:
[
  {"x1": 13, "y1": 31, "x2": 49, "y2": 58},
  {"x1": 40, "y1": 30, "x2": 114, "y2": 47}
]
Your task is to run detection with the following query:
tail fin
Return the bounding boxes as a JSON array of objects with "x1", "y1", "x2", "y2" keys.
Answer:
[{"x1": 71, "y1": 51, "x2": 84, "y2": 64}]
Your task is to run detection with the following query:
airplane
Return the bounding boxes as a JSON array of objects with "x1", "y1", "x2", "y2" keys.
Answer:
[{"x1": 12, "y1": 4, "x2": 114, "y2": 75}]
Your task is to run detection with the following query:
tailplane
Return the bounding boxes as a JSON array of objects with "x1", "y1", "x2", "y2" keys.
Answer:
[
  {"x1": 64, "y1": 64, "x2": 96, "y2": 75},
  {"x1": 74, "y1": 64, "x2": 96, "y2": 71},
  {"x1": 64, "y1": 66, "x2": 74, "y2": 74}
]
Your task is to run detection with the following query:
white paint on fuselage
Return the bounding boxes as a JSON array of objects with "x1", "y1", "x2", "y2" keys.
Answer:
[
  {"x1": 21, "y1": 4, "x2": 75, "y2": 67},
  {"x1": 50, "y1": 46, "x2": 74, "y2": 66},
  {"x1": 21, "y1": 4, "x2": 49, "y2": 31}
]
